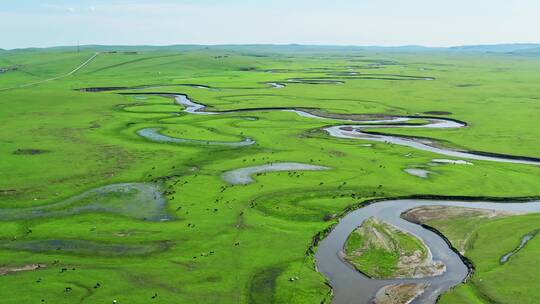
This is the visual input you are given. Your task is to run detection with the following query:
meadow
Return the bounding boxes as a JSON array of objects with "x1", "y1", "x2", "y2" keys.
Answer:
[
  {"x1": 0, "y1": 45, "x2": 539, "y2": 303},
  {"x1": 416, "y1": 209, "x2": 540, "y2": 303}
]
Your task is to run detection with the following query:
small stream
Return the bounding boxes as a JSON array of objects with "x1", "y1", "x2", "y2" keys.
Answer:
[
  {"x1": 325, "y1": 125, "x2": 540, "y2": 166},
  {"x1": 170, "y1": 94, "x2": 540, "y2": 167},
  {"x1": 222, "y1": 162, "x2": 330, "y2": 185},
  {"x1": 500, "y1": 230, "x2": 538, "y2": 264},
  {"x1": 266, "y1": 82, "x2": 286, "y2": 89},
  {"x1": 137, "y1": 127, "x2": 255, "y2": 147}
]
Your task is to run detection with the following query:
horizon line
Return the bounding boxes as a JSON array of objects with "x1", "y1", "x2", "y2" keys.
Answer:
[{"x1": 3, "y1": 42, "x2": 540, "y2": 52}]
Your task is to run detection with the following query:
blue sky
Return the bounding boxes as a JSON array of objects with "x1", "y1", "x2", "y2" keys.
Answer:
[{"x1": 1, "y1": 0, "x2": 539, "y2": 49}]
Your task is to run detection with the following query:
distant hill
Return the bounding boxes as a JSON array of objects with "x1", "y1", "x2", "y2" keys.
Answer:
[
  {"x1": 4, "y1": 43, "x2": 540, "y2": 56},
  {"x1": 448, "y1": 43, "x2": 540, "y2": 53},
  {"x1": 211, "y1": 43, "x2": 540, "y2": 56},
  {"x1": 509, "y1": 46, "x2": 540, "y2": 56},
  {"x1": 6, "y1": 44, "x2": 206, "y2": 53}
]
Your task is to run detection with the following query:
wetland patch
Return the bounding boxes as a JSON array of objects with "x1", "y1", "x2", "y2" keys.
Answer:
[
  {"x1": 137, "y1": 127, "x2": 255, "y2": 147},
  {"x1": 404, "y1": 169, "x2": 431, "y2": 178},
  {"x1": 1, "y1": 239, "x2": 169, "y2": 256},
  {"x1": 0, "y1": 183, "x2": 172, "y2": 222},
  {"x1": 248, "y1": 265, "x2": 285, "y2": 304},
  {"x1": 222, "y1": 162, "x2": 330, "y2": 185}
]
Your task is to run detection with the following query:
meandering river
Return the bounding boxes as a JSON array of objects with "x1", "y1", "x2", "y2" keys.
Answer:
[
  {"x1": 158, "y1": 94, "x2": 540, "y2": 167},
  {"x1": 315, "y1": 199, "x2": 540, "y2": 304},
  {"x1": 95, "y1": 90, "x2": 540, "y2": 303}
]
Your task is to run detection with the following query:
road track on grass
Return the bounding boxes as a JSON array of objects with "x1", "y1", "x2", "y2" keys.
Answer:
[{"x1": 0, "y1": 52, "x2": 99, "y2": 92}]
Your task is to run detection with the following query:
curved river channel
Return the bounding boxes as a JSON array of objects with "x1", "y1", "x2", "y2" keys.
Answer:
[
  {"x1": 137, "y1": 94, "x2": 540, "y2": 167},
  {"x1": 121, "y1": 92, "x2": 540, "y2": 303},
  {"x1": 316, "y1": 199, "x2": 540, "y2": 304}
]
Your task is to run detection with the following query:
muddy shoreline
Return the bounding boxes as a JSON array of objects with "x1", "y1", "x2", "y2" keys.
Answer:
[{"x1": 418, "y1": 223, "x2": 476, "y2": 281}]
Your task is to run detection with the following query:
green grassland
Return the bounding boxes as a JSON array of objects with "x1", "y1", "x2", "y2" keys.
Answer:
[
  {"x1": 1, "y1": 46, "x2": 539, "y2": 303},
  {"x1": 425, "y1": 212, "x2": 540, "y2": 303}
]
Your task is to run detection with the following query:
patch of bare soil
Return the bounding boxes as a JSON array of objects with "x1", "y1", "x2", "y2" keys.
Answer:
[
  {"x1": 395, "y1": 251, "x2": 445, "y2": 278},
  {"x1": 402, "y1": 206, "x2": 516, "y2": 254},
  {"x1": 373, "y1": 283, "x2": 428, "y2": 304},
  {"x1": 329, "y1": 150, "x2": 347, "y2": 157},
  {"x1": 402, "y1": 206, "x2": 513, "y2": 224},
  {"x1": 0, "y1": 264, "x2": 46, "y2": 276}
]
